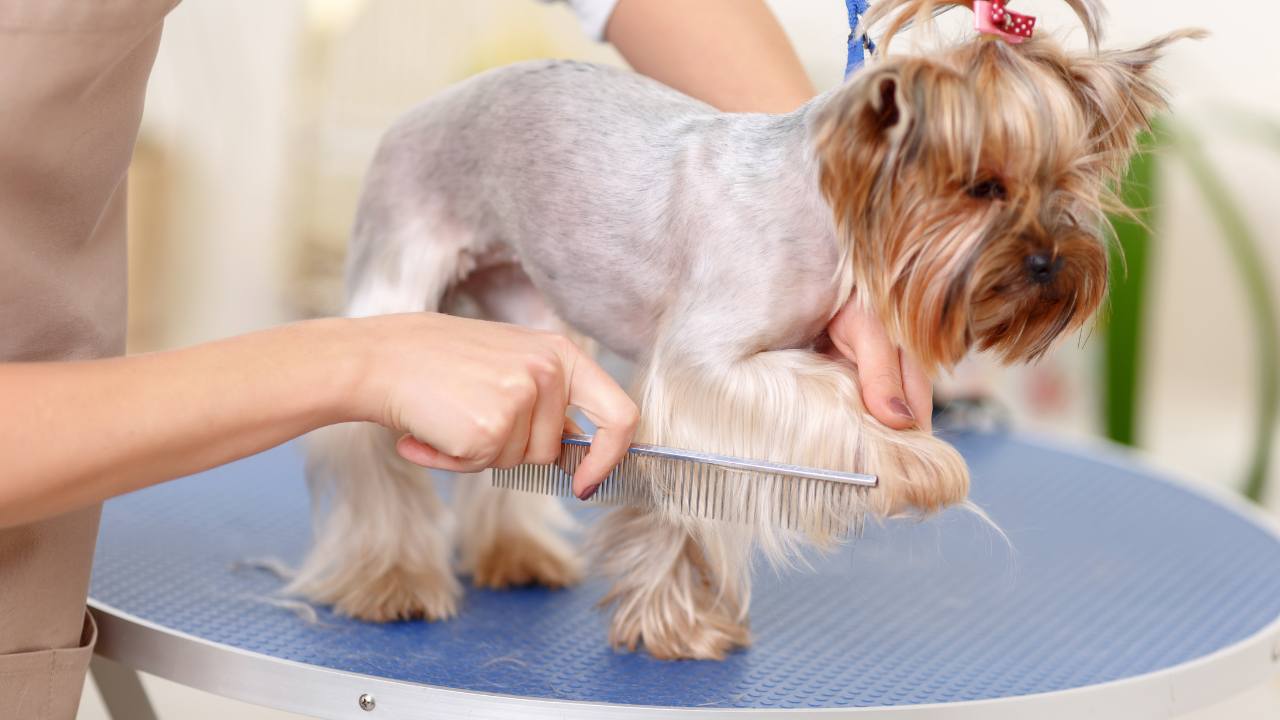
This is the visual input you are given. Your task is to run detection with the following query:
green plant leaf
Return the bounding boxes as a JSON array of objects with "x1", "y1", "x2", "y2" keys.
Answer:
[{"x1": 1102, "y1": 130, "x2": 1158, "y2": 447}]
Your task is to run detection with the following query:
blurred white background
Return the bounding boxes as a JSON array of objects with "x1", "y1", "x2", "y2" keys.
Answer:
[{"x1": 94, "y1": 0, "x2": 1280, "y2": 717}]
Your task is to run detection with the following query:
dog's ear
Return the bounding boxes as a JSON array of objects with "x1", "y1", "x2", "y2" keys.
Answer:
[
  {"x1": 813, "y1": 66, "x2": 914, "y2": 211},
  {"x1": 1065, "y1": 29, "x2": 1206, "y2": 177},
  {"x1": 862, "y1": 72, "x2": 907, "y2": 137},
  {"x1": 814, "y1": 67, "x2": 908, "y2": 162}
]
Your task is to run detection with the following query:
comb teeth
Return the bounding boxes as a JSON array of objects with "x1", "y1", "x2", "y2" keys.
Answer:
[{"x1": 491, "y1": 435, "x2": 875, "y2": 536}]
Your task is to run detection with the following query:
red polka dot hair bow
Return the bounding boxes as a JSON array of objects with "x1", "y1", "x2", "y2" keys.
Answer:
[{"x1": 973, "y1": 0, "x2": 1036, "y2": 44}]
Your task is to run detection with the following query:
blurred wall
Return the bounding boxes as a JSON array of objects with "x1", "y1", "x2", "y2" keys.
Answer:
[
  {"x1": 133, "y1": 1, "x2": 302, "y2": 348},
  {"x1": 128, "y1": 0, "x2": 1279, "y2": 504}
]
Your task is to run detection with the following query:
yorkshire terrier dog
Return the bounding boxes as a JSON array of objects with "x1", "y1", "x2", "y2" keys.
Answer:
[{"x1": 290, "y1": 0, "x2": 1197, "y2": 659}]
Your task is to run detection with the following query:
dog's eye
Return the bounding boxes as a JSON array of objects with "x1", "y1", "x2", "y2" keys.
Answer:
[{"x1": 967, "y1": 179, "x2": 1008, "y2": 201}]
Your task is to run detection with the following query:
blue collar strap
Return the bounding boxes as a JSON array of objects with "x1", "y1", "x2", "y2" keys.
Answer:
[{"x1": 845, "y1": 0, "x2": 877, "y2": 77}]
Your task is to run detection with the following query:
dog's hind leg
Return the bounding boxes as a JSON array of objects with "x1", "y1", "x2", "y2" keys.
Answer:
[
  {"x1": 288, "y1": 215, "x2": 469, "y2": 622},
  {"x1": 289, "y1": 421, "x2": 461, "y2": 621},
  {"x1": 447, "y1": 263, "x2": 584, "y2": 591},
  {"x1": 453, "y1": 477, "x2": 582, "y2": 590}
]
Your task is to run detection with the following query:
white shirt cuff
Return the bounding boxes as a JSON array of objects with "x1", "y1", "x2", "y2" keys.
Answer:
[{"x1": 541, "y1": 0, "x2": 621, "y2": 41}]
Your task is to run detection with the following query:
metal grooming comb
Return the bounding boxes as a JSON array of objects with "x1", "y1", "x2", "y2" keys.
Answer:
[{"x1": 492, "y1": 434, "x2": 878, "y2": 535}]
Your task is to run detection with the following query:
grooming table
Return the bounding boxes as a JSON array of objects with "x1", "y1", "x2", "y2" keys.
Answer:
[{"x1": 88, "y1": 432, "x2": 1280, "y2": 719}]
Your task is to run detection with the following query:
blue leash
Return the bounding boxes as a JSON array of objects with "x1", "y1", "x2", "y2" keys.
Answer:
[{"x1": 845, "y1": 0, "x2": 876, "y2": 77}]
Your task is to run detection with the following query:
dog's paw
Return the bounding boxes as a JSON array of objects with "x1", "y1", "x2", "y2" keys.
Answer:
[
  {"x1": 876, "y1": 432, "x2": 970, "y2": 516},
  {"x1": 599, "y1": 519, "x2": 751, "y2": 660},
  {"x1": 468, "y1": 534, "x2": 583, "y2": 590},
  {"x1": 609, "y1": 595, "x2": 751, "y2": 661},
  {"x1": 329, "y1": 566, "x2": 462, "y2": 623}
]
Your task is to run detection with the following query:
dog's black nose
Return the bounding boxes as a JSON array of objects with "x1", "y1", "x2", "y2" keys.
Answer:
[{"x1": 1025, "y1": 252, "x2": 1061, "y2": 285}]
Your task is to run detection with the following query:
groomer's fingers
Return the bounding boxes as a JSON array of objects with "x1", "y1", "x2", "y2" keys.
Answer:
[
  {"x1": 558, "y1": 344, "x2": 639, "y2": 499},
  {"x1": 828, "y1": 298, "x2": 917, "y2": 430},
  {"x1": 396, "y1": 434, "x2": 485, "y2": 473},
  {"x1": 900, "y1": 349, "x2": 933, "y2": 432},
  {"x1": 524, "y1": 360, "x2": 569, "y2": 465},
  {"x1": 492, "y1": 383, "x2": 534, "y2": 469}
]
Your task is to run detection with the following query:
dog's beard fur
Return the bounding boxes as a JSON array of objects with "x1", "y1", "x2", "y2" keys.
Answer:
[{"x1": 292, "y1": 0, "x2": 1200, "y2": 662}]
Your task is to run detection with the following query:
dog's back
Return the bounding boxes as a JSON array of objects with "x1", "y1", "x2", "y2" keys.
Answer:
[{"x1": 345, "y1": 59, "x2": 710, "y2": 330}]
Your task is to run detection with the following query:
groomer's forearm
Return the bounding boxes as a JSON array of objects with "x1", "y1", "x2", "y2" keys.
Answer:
[
  {"x1": 0, "y1": 318, "x2": 366, "y2": 527},
  {"x1": 605, "y1": 0, "x2": 815, "y2": 112}
]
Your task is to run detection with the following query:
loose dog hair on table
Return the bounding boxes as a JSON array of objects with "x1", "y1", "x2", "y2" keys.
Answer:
[{"x1": 288, "y1": 0, "x2": 1199, "y2": 659}]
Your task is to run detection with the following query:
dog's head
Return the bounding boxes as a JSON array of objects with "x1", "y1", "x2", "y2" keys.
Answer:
[{"x1": 814, "y1": 0, "x2": 1201, "y2": 368}]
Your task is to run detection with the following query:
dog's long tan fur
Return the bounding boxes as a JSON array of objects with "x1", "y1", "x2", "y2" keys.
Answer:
[{"x1": 290, "y1": 0, "x2": 1199, "y2": 660}]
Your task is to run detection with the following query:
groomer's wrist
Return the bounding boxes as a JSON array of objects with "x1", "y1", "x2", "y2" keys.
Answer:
[
  {"x1": 326, "y1": 312, "x2": 446, "y2": 429},
  {"x1": 292, "y1": 315, "x2": 386, "y2": 428}
]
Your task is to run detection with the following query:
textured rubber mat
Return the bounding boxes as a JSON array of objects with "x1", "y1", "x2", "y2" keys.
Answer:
[{"x1": 90, "y1": 432, "x2": 1280, "y2": 709}]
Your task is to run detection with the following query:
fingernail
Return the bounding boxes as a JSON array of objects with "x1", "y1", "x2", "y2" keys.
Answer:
[
  {"x1": 890, "y1": 397, "x2": 915, "y2": 422},
  {"x1": 577, "y1": 483, "x2": 600, "y2": 501}
]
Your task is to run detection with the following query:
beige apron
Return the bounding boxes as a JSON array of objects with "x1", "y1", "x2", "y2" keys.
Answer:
[{"x1": 0, "y1": 1, "x2": 175, "y2": 717}]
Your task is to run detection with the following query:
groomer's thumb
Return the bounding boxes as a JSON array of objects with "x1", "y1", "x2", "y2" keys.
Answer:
[{"x1": 829, "y1": 298, "x2": 917, "y2": 430}]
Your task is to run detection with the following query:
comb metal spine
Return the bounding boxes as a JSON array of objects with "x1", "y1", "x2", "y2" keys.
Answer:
[{"x1": 493, "y1": 434, "x2": 875, "y2": 535}]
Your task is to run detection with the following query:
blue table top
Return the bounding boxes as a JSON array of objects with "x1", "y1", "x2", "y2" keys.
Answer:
[{"x1": 89, "y1": 432, "x2": 1280, "y2": 710}]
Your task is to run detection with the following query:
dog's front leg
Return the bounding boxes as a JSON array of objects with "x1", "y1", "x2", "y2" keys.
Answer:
[
  {"x1": 592, "y1": 358, "x2": 758, "y2": 661},
  {"x1": 595, "y1": 506, "x2": 752, "y2": 660},
  {"x1": 595, "y1": 349, "x2": 969, "y2": 658}
]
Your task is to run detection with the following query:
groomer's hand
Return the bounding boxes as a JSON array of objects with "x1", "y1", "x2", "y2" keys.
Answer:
[
  {"x1": 827, "y1": 297, "x2": 933, "y2": 432},
  {"x1": 358, "y1": 313, "x2": 638, "y2": 498}
]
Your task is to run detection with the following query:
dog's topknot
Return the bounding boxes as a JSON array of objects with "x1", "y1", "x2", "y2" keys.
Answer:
[{"x1": 862, "y1": 0, "x2": 1106, "y2": 52}]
